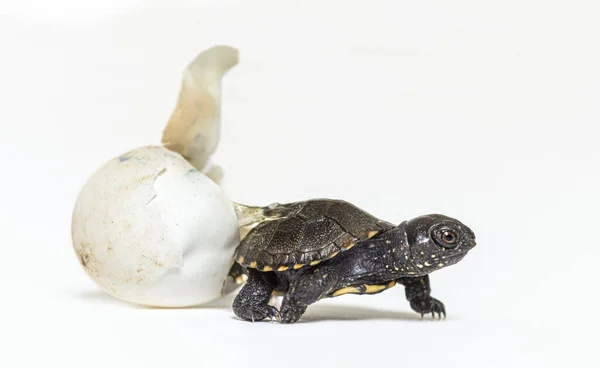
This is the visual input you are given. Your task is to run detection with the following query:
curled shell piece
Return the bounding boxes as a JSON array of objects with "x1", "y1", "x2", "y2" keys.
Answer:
[{"x1": 162, "y1": 45, "x2": 239, "y2": 183}]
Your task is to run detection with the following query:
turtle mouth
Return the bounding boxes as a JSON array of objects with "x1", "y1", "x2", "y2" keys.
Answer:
[{"x1": 442, "y1": 250, "x2": 469, "y2": 262}]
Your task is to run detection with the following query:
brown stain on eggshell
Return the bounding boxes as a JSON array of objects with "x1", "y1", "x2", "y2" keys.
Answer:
[{"x1": 76, "y1": 244, "x2": 100, "y2": 278}]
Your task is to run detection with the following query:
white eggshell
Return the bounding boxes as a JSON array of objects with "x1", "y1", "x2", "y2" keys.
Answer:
[{"x1": 71, "y1": 145, "x2": 240, "y2": 307}]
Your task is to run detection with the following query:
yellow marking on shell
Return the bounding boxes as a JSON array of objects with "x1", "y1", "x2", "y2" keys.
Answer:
[
  {"x1": 368, "y1": 231, "x2": 379, "y2": 238},
  {"x1": 234, "y1": 274, "x2": 248, "y2": 284},
  {"x1": 293, "y1": 264, "x2": 304, "y2": 270},
  {"x1": 277, "y1": 265, "x2": 289, "y2": 271},
  {"x1": 249, "y1": 261, "x2": 257, "y2": 268},
  {"x1": 328, "y1": 251, "x2": 339, "y2": 259},
  {"x1": 388, "y1": 280, "x2": 397, "y2": 288},
  {"x1": 364, "y1": 284, "x2": 387, "y2": 293},
  {"x1": 310, "y1": 260, "x2": 321, "y2": 266},
  {"x1": 344, "y1": 242, "x2": 356, "y2": 250},
  {"x1": 238, "y1": 256, "x2": 245, "y2": 263},
  {"x1": 263, "y1": 266, "x2": 273, "y2": 271},
  {"x1": 332, "y1": 286, "x2": 361, "y2": 297}
]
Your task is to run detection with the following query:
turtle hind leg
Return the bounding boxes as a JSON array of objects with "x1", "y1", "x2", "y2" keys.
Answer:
[
  {"x1": 233, "y1": 268, "x2": 280, "y2": 322},
  {"x1": 280, "y1": 268, "x2": 339, "y2": 323}
]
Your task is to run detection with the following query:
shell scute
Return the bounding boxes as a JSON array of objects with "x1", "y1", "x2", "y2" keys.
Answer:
[
  {"x1": 297, "y1": 217, "x2": 343, "y2": 252},
  {"x1": 319, "y1": 243, "x2": 341, "y2": 259},
  {"x1": 266, "y1": 217, "x2": 305, "y2": 254},
  {"x1": 236, "y1": 199, "x2": 393, "y2": 270}
]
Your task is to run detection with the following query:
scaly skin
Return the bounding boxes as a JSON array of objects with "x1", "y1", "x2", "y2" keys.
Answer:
[
  {"x1": 232, "y1": 269, "x2": 279, "y2": 322},
  {"x1": 398, "y1": 275, "x2": 446, "y2": 320}
]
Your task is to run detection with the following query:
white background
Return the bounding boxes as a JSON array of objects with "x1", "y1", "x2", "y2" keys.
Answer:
[{"x1": 1, "y1": 1, "x2": 599, "y2": 367}]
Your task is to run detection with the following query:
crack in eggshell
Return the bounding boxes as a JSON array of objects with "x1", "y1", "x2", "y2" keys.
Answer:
[{"x1": 144, "y1": 168, "x2": 166, "y2": 208}]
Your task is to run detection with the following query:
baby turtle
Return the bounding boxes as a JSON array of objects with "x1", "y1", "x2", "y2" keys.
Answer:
[{"x1": 232, "y1": 199, "x2": 476, "y2": 323}]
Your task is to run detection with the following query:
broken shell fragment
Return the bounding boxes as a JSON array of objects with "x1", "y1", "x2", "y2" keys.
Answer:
[
  {"x1": 71, "y1": 45, "x2": 250, "y2": 307},
  {"x1": 72, "y1": 146, "x2": 240, "y2": 307}
]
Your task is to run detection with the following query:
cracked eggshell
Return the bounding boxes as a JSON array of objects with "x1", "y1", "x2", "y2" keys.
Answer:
[{"x1": 71, "y1": 145, "x2": 239, "y2": 307}]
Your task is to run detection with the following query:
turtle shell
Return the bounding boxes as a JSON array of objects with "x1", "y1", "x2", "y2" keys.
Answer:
[{"x1": 235, "y1": 199, "x2": 394, "y2": 271}]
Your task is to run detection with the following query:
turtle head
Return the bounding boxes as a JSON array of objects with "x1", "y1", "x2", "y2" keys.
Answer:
[{"x1": 403, "y1": 214, "x2": 476, "y2": 273}]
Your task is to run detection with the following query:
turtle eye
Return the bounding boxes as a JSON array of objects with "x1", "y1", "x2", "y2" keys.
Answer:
[
  {"x1": 432, "y1": 227, "x2": 460, "y2": 248},
  {"x1": 442, "y1": 230, "x2": 456, "y2": 244}
]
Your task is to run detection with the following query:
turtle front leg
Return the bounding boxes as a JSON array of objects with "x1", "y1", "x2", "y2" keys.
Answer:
[
  {"x1": 280, "y1": 267, "x2": 339, "y2": 323},
  {"x1": 397, "y1": 275, "x2": 446, "y2": 320},
  {"x1": 233, "y1": 269, "x2": 280, "y2": 322}
]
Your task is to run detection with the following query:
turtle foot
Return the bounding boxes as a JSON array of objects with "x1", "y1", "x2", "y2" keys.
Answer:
[
  {"x1": 279, "y1": 301, "x2": 307, "y2": 324},
  {"x1": 410, "y1": 296, "x2": 446, "y2": 320},
  {"x1": 234, "y1": 304, "x2": 280, "y2": 323}
]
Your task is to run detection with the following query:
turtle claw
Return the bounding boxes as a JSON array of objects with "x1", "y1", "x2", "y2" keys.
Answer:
[
  {"x1": 265, "y1": 305, "x2": 281, "y2": 322},
  {"x1": 431, "y1": 300, "x2": 446, "y2": 320},
  {"x1": 266, "y1": 308, "x2": 282, "y2": 323},
  {"x1": 236, "y1": 305, "x2": 280, "y2": 323},
  {"x1": 411, "y1": 296, "x2": 446, "y2": 321}
]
